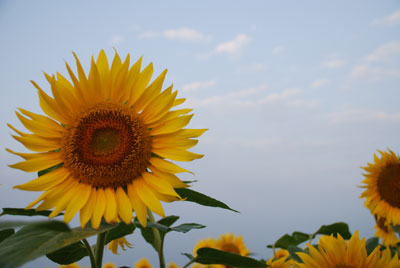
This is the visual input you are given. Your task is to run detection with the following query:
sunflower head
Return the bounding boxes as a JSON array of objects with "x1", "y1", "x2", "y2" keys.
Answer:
[
  {"x1": 8, "y1": 50, "x2": 206, "y2": 229},
  {"x1": 135, "y1": 258, "x2": 153, "y2": 268},
  {"x1": 361, "y1": 149, "x2": 400, "y2": 226},
  {"x1": 295, "y1": 230, "x2": 400, "y2": 268},
  {"x1": 102, "y1": 263, "x2": 116, "y2": 268},
  {"x1": 168, "y1": 262, "x2": 180, "y2": 268}
]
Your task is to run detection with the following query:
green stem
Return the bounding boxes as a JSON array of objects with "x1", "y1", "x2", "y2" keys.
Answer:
[
  {"x1": 148, "y1": 209, "x2": 165, "y2": 268},
  {"x1": 182, "y1": 260, "x2": 195, "y2": 268},
  {"x1": 94, "y1": 231, "x2": 108, "y2": 268},
  {"x1": 82, "y1": 239, "x2": 96, "y2": 268},
  {"x1": 272, "y1": 244, "x2": 276, "y2": 259}
]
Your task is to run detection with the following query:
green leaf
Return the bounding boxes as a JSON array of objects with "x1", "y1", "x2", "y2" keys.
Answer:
[
  {"x1": 38, "y1": 163, "x2": 63, "y2": 177},
  {"x1": 158, "y1": 215, "x2": 180, "y2": 227},
  {"x1": 0, "y1": 208, "x2": 61, "y2": 217},
  {"x1": 267, "y1": 232, "x2": 310, "y2": 249},
  {"x1": 287, "y1": 245, "x2": 305, "y2": 263},
  {"x1": 194, "y1": 248, "x2": 266, "y2": 268},
  {"x1": 0, "y1": 221, "x2": 116, "y2": 268},
  {"x1": 182, "y1": 252, "x2": 194, "y2": 261},
  {"x1": 175, "y1": 188, "x2": 239, "y2": 213},
  {"x1": 170, "y1": 223, "x2": 206, "y2": 233},
  {"x1": 315, "y1": 222, "x2": 351, "y2": 239},
  {"x1": 0, "y1": 229, "x2": 14, "y2": 243},
  {"x1": 0, "y1": 220, "x2": 70, "y2": 232},
  {"x1": 105, "y1": 222, "x2": 135, "y2": 245},
  {"x1": 366, "y1": 237, "x2": 380, "y2": 255},
  {"x1": 46, "y1": 241, "x2": 87, "y2": 265}
]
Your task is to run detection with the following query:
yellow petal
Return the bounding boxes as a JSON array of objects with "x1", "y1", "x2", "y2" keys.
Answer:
[
  {"x1": 14, "y1": 167, "x2": 69, "y2": 191},
  {"x1": 116, "y1": 187, "x2": 133, "y2": 224},
  {"x1": 11, "y1": 133, "x2": 60, "y2": 152},
  {"x1": 135, "y1": 69, "x2": 167, "y2": 111},
  {"x1": 149, "y1": 157, "x2": 191, "y2": 174},
  {"x1": 150, "y1": 114, "x2": 193, "y2": 136},
  {"x1": 80, "y1": 189, "x2": 97, "y2": 228},
  {"x1": 64, "y1": 183, "x2": 91, "y2": 222},
  {"x1": 147, "y1": 109, "x2": 193, "y2": 129},
  {"x1": 133, "y1": 178, "x2": 165, "y2": 217},
  {"x1": 141, "y1": 86, "x2": 178, "y2": 124},
  {"x1": 18, "y1": 108, "x2": 64, "y2": 134},
  {"x1": 173, "y1": 98, "x2": 185, "y2": 107},
  {"x1": 149, "y1": 166, "x2": 188, "y2": 188},
  {"x1": 49, "y1": 180, "x2": 81, "y2": 218},
  {"x1": 128, "y1": 63, "x2": 153, "y2": 107},
  {"x1": 104, "y1": 188, "x2": 118, "y2": 223},
  {"x1": 142, "y1": 172, "x2": 179, "y2": 197},
  {"x1": 9, "y1": 152, "x2": 62, "y2": 172},
  {"x1": 152, "y1": 147, "x2": 204, "y2": 162},
  {"x1": 92, "y1": 188, "x2": 106, "y2": 229},
  {"x1": 152, "y1": 137, "x2": 198, "y2": 150},
  {"x1": 127, "y1": 183, "x2": 147, "y2": 227},
  {"x1": 33, "y1": 82, "x2": 68, "y2": 123}
]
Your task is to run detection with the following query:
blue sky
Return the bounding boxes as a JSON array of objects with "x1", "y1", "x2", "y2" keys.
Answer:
[{"x1": 1, "y1": 1, "x2": 400, "y2": 267}]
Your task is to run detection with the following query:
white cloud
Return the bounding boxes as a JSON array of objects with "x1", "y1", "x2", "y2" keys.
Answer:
[
  {"x1": 215, "y1": 34, "x2": 250, "y2": 55},
  {"x1": 109, "y1": 35, "x2": 124, "y2": 46},
  {"x1": 325, "y1": 108, "x2": 400, "y2": 124},
  {"x1": 236, "y1": 62, "x2": 265, "y2": 73},
  {"x1": 372, "y1": 10, "x2": 400, "y2": 26},
  {"x1": 350, "y1": 64, "x2": 400, "y2": 80},
  {"x1": 163, "y1": 27, "x2": 211, "y2": 42},
  {"x1": 137, "y1": 31, "x2": 160, "y2": 39},
  {"x1": 182, "y1": 79, "x2": 216, "y2": 92},
  {"x1": 310, "y1": 78, "x2": 330, "y2": 88},
  {"x1": 321, "y1": 59, "x2": 347, "y2": 69},
  {"x1": 365, "y1": 41, "x2": 400, "y2": 62},
  {"x1": 272, "y1": 46, "x2": 284, "y2": 55},
  {"x1": 185, "y1": 86, "x2": 309, "y2": 110}
]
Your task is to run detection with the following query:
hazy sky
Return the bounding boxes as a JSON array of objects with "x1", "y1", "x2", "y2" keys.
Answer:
[{"x1": 1, "y1": 1, "x2": 400, "y2": 267}]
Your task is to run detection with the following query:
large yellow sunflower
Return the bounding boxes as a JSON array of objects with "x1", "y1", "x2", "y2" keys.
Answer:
[
  {"x1": 8, "y1": 50, "x2": 206, "y2": 228},
  {"x1": 360, "y1": 149, "x2": 400, "y2": 226},
  {"x1": 294, "y1": 230, "x2": 400, "y2": 268}
]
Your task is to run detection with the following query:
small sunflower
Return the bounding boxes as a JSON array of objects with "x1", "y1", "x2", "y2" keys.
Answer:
[
  {"x1": 102, "y1": 263, "x2": 116, "y2": 268},
  {"x1": 214, "y1": 233, "x2": 250, "y2": 268},
  {"x1": 107, "y1": 236, "x2": 133, "y2": 254},
  {"x1": 373, "y1": 214, "x2": 399, "y2": 246},
  {"x1": 135, "y1": 258, "x2": 153, "y2": 268},
  {"x1": 168, "y1": 262, "x2": 180, "y2": 268},
  {"x1": 192, "y1": 238, "x2": 216, "y2": 268},
  {"x1": 58, "y1": 264, "x2": 81, "y2": 268},
  {"x1": 294, "y1": 230, "x2": 400, "y2": 268},
  {"x1": 360, "y1": 149, "x2": 400, "y2": 226},
  {"x1": 8, "y1": 50, "x2": 206, "y2": 228},
  {"x1": 215, "y1": 233, "x2": 250, "y2": 257}
]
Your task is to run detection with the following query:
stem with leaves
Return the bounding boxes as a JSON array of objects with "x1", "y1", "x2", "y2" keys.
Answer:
[
  {"x1": 94, "y1": 231, "x2": 108, "y2": 268},
  {"x1": 148, "y1": 209, "x2": 166, "y2": 268},
  {"x1": 82, "y1": 239, "x2": 96, "y2": 268}
]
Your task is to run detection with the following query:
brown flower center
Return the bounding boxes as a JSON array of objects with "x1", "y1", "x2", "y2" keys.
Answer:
[
  {"x1": 221, "y1": 243, "x2": 240, "y2": 254},
  {"x1": 334, "y1": 265, "x2": 355, "y2": 268},
  {"x1": 62, "y1": 102, "x2": 152, "y2": 188},
  {"x1": 377, "y1": 164, "x2": 400, "y2": 208}
]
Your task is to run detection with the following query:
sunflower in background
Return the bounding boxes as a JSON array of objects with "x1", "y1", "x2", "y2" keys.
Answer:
[
  {"x1": 102, "y1": 263, "x2": 116, "y2": 268},
  {"x1": 192, "y1": 233, "x2": 250, "y2": 268},
  {"x1": 373, "y1": 214, "x2": 399, "y2": 246},
  {"x1": 294, "y1": 231, "x2": 400, "y2": 268},
  {"x1": 135, "y1": 258, "x2": 153, "y2": 268},
  {"x1": 360, "y1": 149, "x2": 400, "y2": 226},
  {"x1": 266, "y1": 249, "x2": 293, "y2": 268},
  {"x1": 168, "y1": 262, "x2": 180, "y2": 268},
  {"x1": 8, "y1": 50, "x2": 206, "y2": 229}
]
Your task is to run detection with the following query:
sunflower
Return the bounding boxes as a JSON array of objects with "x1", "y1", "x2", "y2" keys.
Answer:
[
  {"x1": 192, "y1": 238, "x2": 216, "y2": 268},
  {"x1": 294, "y1": 230, "x2": 400, "y2": 268},
  {"x1": 214, "y1": 233, "x2": 250, "y2": 268},
  {"x1": 215, "y1": 233, "x2": 250, "y2": 257},
  {"x1": 373, "y1": 214, "x2": 399, "y2": 246},
  {"x1": 102, "y1": 263, "x2": 116, "y2": 268},
  {"x1": 107, "y1": 236, "x2": 133, "y2": 254},
  {"x1": 58, "y1": 264, "x2": 81, "y2": 268},
  {"x1": 168, "y1": 262, "x2": 180, "y2": 268},
  {"x1": 135, "y1": 258, "x2": 153, "y2": 268},
  {"x1": 360, "y1": 149, "x2": 400, "y2": 226},
  {"x1": 8, "y1": 50, "x2": 205, "y2": 229}
]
